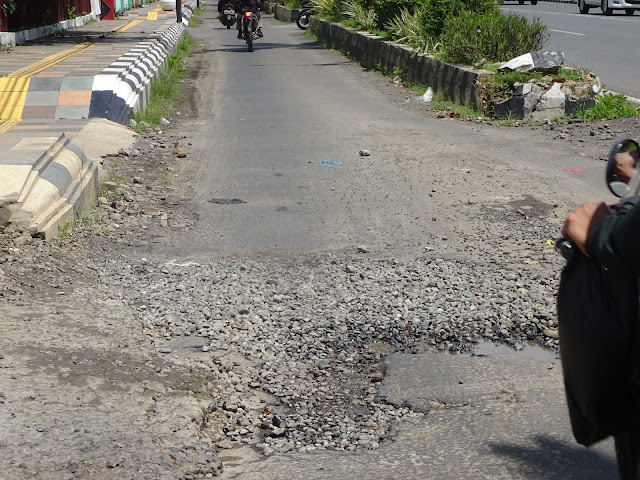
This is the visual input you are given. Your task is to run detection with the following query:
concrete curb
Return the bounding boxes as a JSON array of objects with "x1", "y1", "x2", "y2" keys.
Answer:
[
  {"x1": 273, "y1": 5, "x2": 300, "y2": 22},
  {"x1": 25, "y1": 142, "x2": 98, "y2": 240},
  {"x1": 309, "y1": 18, "x2": 493, "y2": 112},
  {"x1": 0, "y1": 135, "x2": 69, "y2": 207},
  {"x1": 88, "y1": 2, "x2": 196, "y2": 124},
  {"x1": 0, "y1": 13, "x2": 100, "y2": 47},
  {"x1": 0, "y1": 134, "x2": 98, "y2": 239},
  {"x1": 0, "y1": 2, "x2": 199, "y2": 238}
]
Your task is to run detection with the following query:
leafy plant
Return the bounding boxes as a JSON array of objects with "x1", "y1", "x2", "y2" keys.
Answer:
[
  {"x1": 489, "y1": 70, "x2": 543, "y2": 96},
  {"x1": 284, "y1": 0, "x2": 302, "y2": 9},
  {"x1": 580, "y1": 92, "x2": 638, "y2": 122},
  {"x1": 1, "y1": 0, "x2": 17, "y2": 16},
  {"x1": 371, "y1": 0, "x2": 419, "y2": 29},
  {"x1": 342, "y1": 0, "x2": 376, "y2": 30},
  {"x1": 67, "y1": 6, "x2": 77, "y2": 20},
  {"x1": 439, "y1": 10, "x2": 549, "y2": 64},
  {"x1": 312, "y1": 0, "x2": 344, "y2": 20},
  {"x1": 0, "y1": 0, "x2": 16, "y2": 26},
  {"x1": 557, "y1": 66, "x2": 592, "y2": 82},
  {"x1": 385, "y1": 7, "x2": 440, "y2": 54}
]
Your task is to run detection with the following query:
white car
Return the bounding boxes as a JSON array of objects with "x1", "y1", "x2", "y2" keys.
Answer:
[{"x1": 578, "y1": 0, "x2": 640, "y2": 15}]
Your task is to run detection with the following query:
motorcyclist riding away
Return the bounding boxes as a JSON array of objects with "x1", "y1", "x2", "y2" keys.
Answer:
[
  {"x1": 236, "y1": 0, "x2": 262, "y2": 39},
  {"x1": 218, "y1": 0, "x2": 235, "y2": 19}
]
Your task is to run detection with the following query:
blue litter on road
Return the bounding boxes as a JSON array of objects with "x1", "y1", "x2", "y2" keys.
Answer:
[{"x1": 316, "y1": 159, "x2": 343, "y2": 168}]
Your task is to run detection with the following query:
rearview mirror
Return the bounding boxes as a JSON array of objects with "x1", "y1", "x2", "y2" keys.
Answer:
[{"x1": 607, "y1": 138, "x2": 640, "y2": 198}]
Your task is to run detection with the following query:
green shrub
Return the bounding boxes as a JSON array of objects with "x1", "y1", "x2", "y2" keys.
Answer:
[
  {"x1": 284, "y1": 0, "x2": 302, "y2": 9},
  {"x1": 371, "y1": 0, "x2": 420, "y2": 29},
  {"x1": 420, "y1": 0, "x2": 498, "y2": 38},
  {"x1": 439, "y1": 10, "x2": 549, "y2": 64},
  {"x1": 580, "y1": 93, "x2": 638, "y2": 122}
]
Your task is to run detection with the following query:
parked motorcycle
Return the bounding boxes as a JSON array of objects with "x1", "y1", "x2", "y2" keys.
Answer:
[
  {"x1": 219, "y1": 1, "x2": 236, "y2": 29},
  {"x1": 296, "y1": 0, "x2": 314, "y2": 30}
]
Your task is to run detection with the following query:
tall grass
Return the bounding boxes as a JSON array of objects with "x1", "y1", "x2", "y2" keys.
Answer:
[{"x1": 132, "y1": 33, "x2": 197, "y2": 130}]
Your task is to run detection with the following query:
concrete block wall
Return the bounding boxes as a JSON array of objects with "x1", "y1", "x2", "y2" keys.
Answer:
[
  {"x1": 310, "y1": 18, "x2": 493, "y2": 112},
  {"x1": 273, "y1": 5, "x2": 299, "y2": 22}
]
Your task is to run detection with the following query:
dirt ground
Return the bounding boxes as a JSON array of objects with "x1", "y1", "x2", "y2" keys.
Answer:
[{"x1": 1, "y1": 43, "x2": 640, "y2": 478}]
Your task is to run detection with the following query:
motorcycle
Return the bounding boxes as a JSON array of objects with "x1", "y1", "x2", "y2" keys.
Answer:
[
  {"x1": 296, "y1": 0, "x2": 314, "y2": 30},
  {"x1": 220, "y1": 1, "x2": 236, "y2": 29},
  {"x1": 240, "y1": 8, "x2": 260, "y2": 52}
]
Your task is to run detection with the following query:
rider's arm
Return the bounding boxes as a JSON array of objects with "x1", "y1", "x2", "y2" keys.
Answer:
[{"x1": 585, "y1": 199, "x2": 640, "y2": 276}]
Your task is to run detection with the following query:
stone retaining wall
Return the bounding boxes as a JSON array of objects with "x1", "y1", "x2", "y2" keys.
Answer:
[
  {"x1": 274, "y1": 5, "x2": 299, "y2": 22},
  {"x1": 309, "y1": 18, "x2": 493, "y2": 112}
]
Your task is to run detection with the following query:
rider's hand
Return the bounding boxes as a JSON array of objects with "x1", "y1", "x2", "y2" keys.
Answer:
[
  {"x1": 562, "y1": 201, "x2": 611, "y2": 257},
  {"x1": 614, "y1": 151, "x2": 638, "y2": 183}
]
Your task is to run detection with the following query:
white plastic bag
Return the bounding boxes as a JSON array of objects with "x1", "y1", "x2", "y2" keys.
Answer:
[{"x1": 422, "y1": 87, "x2": 433, "y2": 102}]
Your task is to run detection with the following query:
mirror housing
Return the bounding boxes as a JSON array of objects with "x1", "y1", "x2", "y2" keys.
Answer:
[{"x1": 607, "y1": 138, "x2": 640, "y2": 198}]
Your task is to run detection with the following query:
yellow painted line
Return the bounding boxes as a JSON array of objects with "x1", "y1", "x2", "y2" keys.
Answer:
[
  {"x1": 147, "y1": 11, "x2": 158, "y2": 20},
  {"x1": 0, "y1": 41, "x2": 100, "y2": 130},
  {"x1": 113, "y1": 20, "x2": 143, "y2": 32},
  {"x1": 0, "y1": 76, "x2": 30, "y2": 124},
  {"x1": 6, "y1": 43, "x2": 95, "y2": 78},
  {"x1": 0, "y1": 19, "x2": 141, "y2": 131},
  {"x1": 0, "y1": 119, "x2": 22, "y2": 133}
]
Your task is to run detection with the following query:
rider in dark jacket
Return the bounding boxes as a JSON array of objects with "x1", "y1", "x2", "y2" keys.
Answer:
[
  {"x1": 235, "y1": 0, "x2": 262, "y2": 39},
  {"x1": 563, "y1": 181, "x2": 640, "y2": 479}
]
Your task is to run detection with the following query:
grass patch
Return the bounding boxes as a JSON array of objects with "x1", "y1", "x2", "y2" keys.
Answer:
[
  {"x1": 98, "y1": 157, "x2": 127, "y2": 202},
  {"x1": 58, "y1": 210, "x2": 106, "y2": 241},
  {"x1": 580, "y1": 92, "x2": 639, "y2": 122},
  {"x1": 132, "y1": 33, "x2": 198, "y2": 132},
  {"x1": 340, "y1": 18, "x2": 390, "y2": 37},
  {"x1": 372, "y1": 60, "x2": 481, "y2": 118},
  {"x1": 190, "y1": 7, "x2": 204, "y2": 25},
  {"x1": 484, "y1": 66, "x2": 593, "y2": 98},
  {"x1": 431, "y1": 91, "x2": 480, "y2": 118}
]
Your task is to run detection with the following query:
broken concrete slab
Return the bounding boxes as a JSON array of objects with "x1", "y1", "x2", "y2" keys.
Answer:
[{"x1": 531, "y1": 82, "x2": 566, "y2": 121}]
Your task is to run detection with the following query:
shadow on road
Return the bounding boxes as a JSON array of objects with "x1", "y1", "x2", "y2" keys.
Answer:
[
  {"x1": 205, "y1": 41, "x2": 326, "y2": 52},
  {"x1": 489, "y1": 435, "x2": 619, "y2": 479}
]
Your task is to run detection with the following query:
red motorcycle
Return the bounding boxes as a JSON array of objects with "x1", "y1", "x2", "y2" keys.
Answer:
[{"x1": 240, "y1": 9, "x2": 259, "y2": 52}]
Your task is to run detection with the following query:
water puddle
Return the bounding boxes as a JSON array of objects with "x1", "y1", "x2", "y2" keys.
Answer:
[
  {"x1": 316, "y1": 159, "x2": 343, "y2": 168},
  {"x1": 468, "y1": 340, "x2": 560, "y2": 363}
]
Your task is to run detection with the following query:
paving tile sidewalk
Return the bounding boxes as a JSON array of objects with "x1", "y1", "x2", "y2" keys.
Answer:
[
  {"x1": 0, "y1": 1, "x2": 197, "y2": 238},
  {"x1": 0, "y1": 1, "x2": 191, "y2": 137}
]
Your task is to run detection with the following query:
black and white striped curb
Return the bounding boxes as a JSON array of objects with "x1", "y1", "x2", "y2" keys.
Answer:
[
  {"x1": 0, "y1": 134, "x2": 98, "y2": 239},
  {"x1": 88, "y1": 2, "x2": 196, "y2": 124}
]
